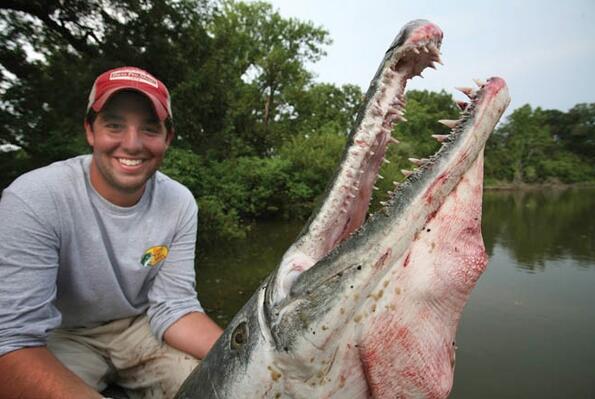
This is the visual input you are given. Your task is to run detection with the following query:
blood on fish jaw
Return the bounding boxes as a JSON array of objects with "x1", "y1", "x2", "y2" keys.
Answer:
[{"x1": 356, "y1": 154, "x2": 489, "y2": 398}]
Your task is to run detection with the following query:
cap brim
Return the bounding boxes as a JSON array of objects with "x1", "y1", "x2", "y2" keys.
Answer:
[{"x1": 91, "y1": 86, "x2": 169, "y2": 121}]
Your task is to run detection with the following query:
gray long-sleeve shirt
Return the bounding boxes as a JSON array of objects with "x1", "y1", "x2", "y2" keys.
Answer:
[{"x1": 0, "y1": 155, "x2": 204, "y2": 356}]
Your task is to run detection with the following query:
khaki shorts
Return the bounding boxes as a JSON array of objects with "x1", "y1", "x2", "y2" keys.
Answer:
[{"x1": 47, "y1": 314, "x2": 200, "y2": 399}]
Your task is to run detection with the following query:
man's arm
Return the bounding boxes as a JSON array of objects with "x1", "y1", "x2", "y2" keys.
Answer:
[
  {"x1": 0, "y1": 347, "x2": 102, "y2": 399},
  {"x1": 163, "y1": 311, "x2": 223, "y2": 359},
  {"x1": 0, "y1": 187, "x2": 100, "y2": 398}
]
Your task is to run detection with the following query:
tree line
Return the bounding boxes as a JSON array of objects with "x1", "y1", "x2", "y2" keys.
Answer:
[{"x1": 1, "y1": 0, "x2": 593, "y2": 244}]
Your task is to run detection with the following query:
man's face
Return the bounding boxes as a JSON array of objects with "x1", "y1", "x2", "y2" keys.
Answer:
[{"x1": 85, "y1": 91, "x2": 173, "y2": 206}]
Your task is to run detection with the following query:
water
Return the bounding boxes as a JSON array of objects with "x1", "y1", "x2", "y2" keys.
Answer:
[{"x1": 195, "y1": 187, "x2": 595, "y2": 398}]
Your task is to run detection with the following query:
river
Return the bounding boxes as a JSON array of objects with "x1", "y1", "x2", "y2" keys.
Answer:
[{"x1": 195, "y1": 187, "x2": 595, "y2": 398}]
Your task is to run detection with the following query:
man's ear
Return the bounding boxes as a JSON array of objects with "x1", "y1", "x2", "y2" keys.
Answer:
[
  {"x1": 84, "y1": 120, "x2": 95, "y2": 147},
  {"x1": 165, "y1": 128, "x2": 174, "y2": 148}
]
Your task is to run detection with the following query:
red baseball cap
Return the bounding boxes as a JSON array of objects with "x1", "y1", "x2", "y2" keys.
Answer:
[{"x1": 86, "y1": 66, "x2": 172, "y2": 121}]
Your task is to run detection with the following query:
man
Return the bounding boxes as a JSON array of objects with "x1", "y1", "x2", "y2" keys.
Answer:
[{"x1": 0, "y1": 66, "x2": 223, "y2": 398}]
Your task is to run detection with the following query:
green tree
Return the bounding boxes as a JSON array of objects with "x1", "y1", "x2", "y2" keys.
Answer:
[
  {"x1": 207, "y1": 0, "x2": 331, "y2": 156},
  {"x1": 544, "y1": 103, "x2": 594, "y2": 160},
  {"x1": 489, "y1": 105, "x2": 553, "y2": 183},
  {"x1": 488, "y1": 104, "x2": 594, "y2": 184},
  {"x1": 281, "y1": 82, "x2": 362, "y2": 138}
]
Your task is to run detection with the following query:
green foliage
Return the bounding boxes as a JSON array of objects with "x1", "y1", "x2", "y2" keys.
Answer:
[
  {"x1": 487, "y1": 105, "x2": 594, "y2": 185},
  {"x1": 370, "y1": 90, "x2": 459, "y2": 205},
  {"x1": 196, "y1": 195, "x2": 246, "y2": 244},
  {"x1": 279, "y1": 128, "x2": 348, "y2": 217},
  {"x1": 209, "y1": 156, "x2": 292, "y2": 218},
  {"x1": 201, "y1": 0, "x2": 332, "y2": 157},
  {"x1": 1, "y1": 0, "x2": 593, "y2": 244}
]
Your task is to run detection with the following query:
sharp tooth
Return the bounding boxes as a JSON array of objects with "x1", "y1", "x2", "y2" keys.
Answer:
[
  {"x1": 392, "y1": 181, "x2": 399, "y2": 186},
  {"x1": 380, "y1": 201, "x2": 388, "y2": 206},
  {"x1": 438, "y1": 119, "x2": 458, "y2": 129},
  {"x1": 435, "y1": 56, "x2": 444, "y2": 65},
  {"x1": 373, "y1": 186, "x2": 379, "y2": 191},
  {"x1": 432, "y1": 134, "x2": 449, "y2": 142},
  {"x1": 397, "y1": 115, "x2": 408, "y2": 122},
  {"x1": 408, "y1": 157, "x2": 423, "y2": 166},
  {"x1": 422, "y1": 45, "x2": 429, "y2": 53},
  {"x1": 429, "y1": 62, "x2": 437, "y2": 70},
  {"x1": 456, "y1": 100, "x2": 468, "y2": 111},
  {"x1": 383, "y1": 158, "x2": 391, "y2": 164},
  {"x1": 401, "y1": 169, "x2": 413, "y2": 177},
  {"x1": 455, "y1": 86, "x2": 476, "y2": 99},
  {"x1": 385, "y1": 69, "x2": 396, "y2": 79},
  {"x1": 340, "y1": 208, "x2": 348, "y2": 213},
  {"x1": 412, "y1": 47, "x2": 420, "y2": 54},
  {"x1": 473, "y1": 78, "x2": 486, "y2": 87},
  {"x1": 370, "y1": 151, "x2": 375, "y2": 156},
  {"x1": 348, "y1": 193, "x2": 356, "y2": 199},
  {"x1": 418, "y1": 72, "x2": 424, "y2": 79},
  {"x1": 378, "y1": 174, "x2": 384, "y2": 179},
  {"x1": 389, "y1": 136, "x2": 400, "y2": 144},
  {"x1": 428, "y1": 43, "x2": 440, "y2": 55}
]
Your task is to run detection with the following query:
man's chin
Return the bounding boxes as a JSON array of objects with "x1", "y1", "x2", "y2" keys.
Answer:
[{"x1": 112, "y1": 175, "x2": 151, "y2": 195}]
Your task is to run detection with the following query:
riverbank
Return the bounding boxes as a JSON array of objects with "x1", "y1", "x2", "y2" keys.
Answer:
[{"x1": 484, "y1": 181, "x2": 595, "y2": 191}]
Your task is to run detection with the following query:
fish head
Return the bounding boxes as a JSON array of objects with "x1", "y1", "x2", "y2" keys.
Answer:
[{"x1": 176, "y1": 19, "x2": 510, "y2": 399}]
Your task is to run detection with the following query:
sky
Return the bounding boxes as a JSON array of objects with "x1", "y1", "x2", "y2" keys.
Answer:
[{"x1": 258, "y1": 0, "x2": 595, "y2": 117}]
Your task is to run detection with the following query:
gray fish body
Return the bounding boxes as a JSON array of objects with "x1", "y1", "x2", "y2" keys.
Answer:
[{"x1": 176, "y1": 19, "x2": 510, "y2": 399}]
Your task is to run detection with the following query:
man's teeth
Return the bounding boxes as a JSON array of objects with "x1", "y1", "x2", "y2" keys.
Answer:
[{"x1": 118, "y1": 158, "x2": 143, "y2": 166}]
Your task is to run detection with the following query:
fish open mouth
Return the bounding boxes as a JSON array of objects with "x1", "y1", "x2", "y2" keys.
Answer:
[
  {"x1": 300, "y1": 20, "x2": 445, "y2": 262},
  {"x1": 263, "y1": 19, "x2": 509, "y2": 397},
  {"x1": 268, "y1": 20, "x2": 509, "y2": 306}
]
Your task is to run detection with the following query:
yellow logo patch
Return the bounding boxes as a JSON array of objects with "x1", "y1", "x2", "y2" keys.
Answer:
[{"x1": 140, "y1": 245, "x2": 169, "y2": 267}]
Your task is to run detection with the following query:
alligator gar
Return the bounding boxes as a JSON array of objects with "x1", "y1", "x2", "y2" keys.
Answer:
[{"x1": 176, "y1": 19, "x2": 510, "y2": 399}]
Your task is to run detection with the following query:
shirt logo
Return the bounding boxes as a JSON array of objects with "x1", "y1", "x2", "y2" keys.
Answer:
[{"x1": 140, "y1": 245, "x2": 169, "y2": 267}]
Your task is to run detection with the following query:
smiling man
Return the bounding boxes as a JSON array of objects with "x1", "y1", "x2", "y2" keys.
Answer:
[{"x1": 0, "y1": 67, "x2": 222, "y2": 399}]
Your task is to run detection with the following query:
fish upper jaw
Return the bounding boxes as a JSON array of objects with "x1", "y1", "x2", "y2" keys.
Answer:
[{"x1": 267, "y1": 20, "x2": 445, "y2": 309}]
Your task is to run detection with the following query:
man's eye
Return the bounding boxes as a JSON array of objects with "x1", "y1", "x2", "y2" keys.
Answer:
[
  {"x1": 106, "y1": 123, "x2": 123, "y2": 130},
  {"x1": 143, "y1": 126, "x2": 161, "y2": 135}
]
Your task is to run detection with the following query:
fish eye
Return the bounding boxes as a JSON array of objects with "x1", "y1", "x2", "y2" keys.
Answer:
[{"x1": 231, "y1": 321, "x2": 248, "y2": 350}]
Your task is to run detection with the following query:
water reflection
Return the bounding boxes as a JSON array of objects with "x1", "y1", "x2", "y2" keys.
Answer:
[
  {"x1": 483, "y1": 187, "x2": 595, "y2": 271},
  {"x1": 196, "y1": 220, "x2": 301, "y2": 325}
]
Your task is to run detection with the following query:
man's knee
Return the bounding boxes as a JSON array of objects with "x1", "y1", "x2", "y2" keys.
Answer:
[
  {"x1": 120, "y1": 345, "x2": 199, "y2": 399},
  {"x1": 47, "y1": 332, "x2": 112, "y2": 391}
]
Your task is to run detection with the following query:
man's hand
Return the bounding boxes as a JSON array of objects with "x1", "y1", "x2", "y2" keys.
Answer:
[
  {"x1": 0, "y1": 346, "x2": 103, "y2": 399},
  {"x1": 163, "y1": 311, "x2": 223, "y2": 359}
]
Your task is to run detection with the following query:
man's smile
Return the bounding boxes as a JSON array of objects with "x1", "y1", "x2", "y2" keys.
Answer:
[{"x1": 116, "y1": 157, "x2": 146, "y2": 168}]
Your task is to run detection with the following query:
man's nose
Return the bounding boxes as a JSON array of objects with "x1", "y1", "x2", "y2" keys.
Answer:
[{"x1": 121, "y1": 128, "x2": 143, "y2": 152}]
